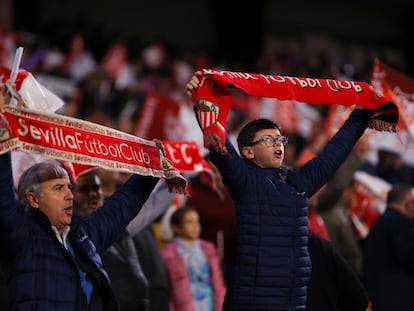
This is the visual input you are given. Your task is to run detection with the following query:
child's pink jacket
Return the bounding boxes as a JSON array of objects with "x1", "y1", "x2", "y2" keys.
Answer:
[{"x1": 161, "y1": 239, "x2": 226, "y2": 311}]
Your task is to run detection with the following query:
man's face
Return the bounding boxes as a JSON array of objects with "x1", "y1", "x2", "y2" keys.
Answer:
[
  {"x1": 34, "y1": 178, "x2": 74, "y2": 232},
  {"x1": 73, "y1": 173, "x2": 104, "y2": 216}
]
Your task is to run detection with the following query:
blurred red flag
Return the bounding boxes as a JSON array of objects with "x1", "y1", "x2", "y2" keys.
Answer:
[{"x1": 371, "y1": 59, "x2": 414, "y2": 133}]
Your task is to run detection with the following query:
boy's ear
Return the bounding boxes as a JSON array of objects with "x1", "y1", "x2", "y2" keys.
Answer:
[{"x1": 242, "y1": 146, "x2": 255, "y2": 159}]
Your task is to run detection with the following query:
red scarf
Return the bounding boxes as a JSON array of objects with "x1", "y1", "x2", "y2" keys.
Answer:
[
  {"x1": 190, "y1": 69, "x2": 399, "y2": 153},
  {"x1": 0, "y1": 106, "x2": 189, "y2": 195}
]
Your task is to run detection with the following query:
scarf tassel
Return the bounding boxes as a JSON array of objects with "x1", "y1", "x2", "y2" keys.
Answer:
[
  {"x1": 368, "y1": 119, "x2": 398, "y2": 133},
  {"x1": 153, "y1": 139, "x2": 189, "y2": 195}
]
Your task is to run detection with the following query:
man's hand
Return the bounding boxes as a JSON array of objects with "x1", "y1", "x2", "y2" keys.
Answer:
[
  {"x1": 0, "y1": 83, "x2": 25, "y2": 113},
  {"x1": 0, "y1": 86, "x2": 9, "y2": 113}
]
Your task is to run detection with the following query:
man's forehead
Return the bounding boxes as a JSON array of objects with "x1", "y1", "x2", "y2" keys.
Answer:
[
  {"x1": 77, "y1": 174, "x2": 100, "y2": 183},
  {"x1": 40, "y1": 178, "x2": 70, "y2": 188}
]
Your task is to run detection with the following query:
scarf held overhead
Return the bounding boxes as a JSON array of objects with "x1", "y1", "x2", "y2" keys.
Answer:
[
  {"x1": 190, "y1": 69, "x2": 399, "y2": 153},
  {"x1": 0, "y1": 106, "x2": 189, "y2": 194}
]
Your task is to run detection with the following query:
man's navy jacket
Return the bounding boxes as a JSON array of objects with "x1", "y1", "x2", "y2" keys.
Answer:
[{"x1": 0, "y1": 152, "x2": 158, "y2": 310}]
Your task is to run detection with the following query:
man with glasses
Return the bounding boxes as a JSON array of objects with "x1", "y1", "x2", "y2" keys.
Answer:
[{"x1": 186, "y1": 70, "x2": 373, "y2": 311}]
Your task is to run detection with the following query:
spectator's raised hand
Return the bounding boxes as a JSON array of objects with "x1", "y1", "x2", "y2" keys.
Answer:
[
  {"x1": 0, "y1": 83, "x2": 24, "y2": 113},
  {"x1": 0, "y1": 86, "x2": 11, "y2": 113},
  {"x1": 185, "y1": 71, "x2": 202, "y2": 99}
]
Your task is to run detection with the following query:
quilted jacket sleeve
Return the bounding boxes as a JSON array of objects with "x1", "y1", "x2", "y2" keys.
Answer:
[{"x1": 0, "y1": 152, "x2": 29, "y2": 261}]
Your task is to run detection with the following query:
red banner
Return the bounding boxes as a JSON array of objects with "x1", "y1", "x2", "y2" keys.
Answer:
[
  {"x1": 134, "y1": 92, "x2": 181, "y2": 140},
  {"x1": 162, "y1": 140, "x2": 210, "y2": 173},
  {"x1": 371, "y1": 59, "x2": 414, "y2": 136}
]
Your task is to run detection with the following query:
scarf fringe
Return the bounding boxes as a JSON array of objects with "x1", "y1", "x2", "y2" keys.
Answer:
[
  {"x1": 368, "y1": 119, "x2": 398, "y2": 133},
  {"x1": 164, "y1": 170, "x2": 190, "y2": 195},
  {"x1": 204, "y1": 132, "x2": 227, "y2": 154},
  {"x1": 154, "y1": 138, "x2": 189, "y2": 195},
  {"x1": 202, "y1": 124, "x2": 228, "y2": 154}
]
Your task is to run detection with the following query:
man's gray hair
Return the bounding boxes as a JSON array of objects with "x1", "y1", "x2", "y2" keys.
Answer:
[{"x1": 17, "y1": 161, "x2": 69, "y2": 209}]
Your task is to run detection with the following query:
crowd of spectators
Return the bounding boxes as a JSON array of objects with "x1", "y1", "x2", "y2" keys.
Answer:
[{"x1": 1, "y1": 23, "x2": 413, "y2": 311}]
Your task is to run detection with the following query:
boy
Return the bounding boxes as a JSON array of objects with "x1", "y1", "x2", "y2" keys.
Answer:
[{"x1": 186, "y1": 73, "x2": 371, "y2": 311}]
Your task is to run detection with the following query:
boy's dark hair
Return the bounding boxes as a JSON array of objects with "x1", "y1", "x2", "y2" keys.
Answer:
[
  {"x1": 237, "y1": 118, "x2": 281, "y2": 155},
  {"x1": 170, "y1": 206, "x2": 197, "y2": 227}
]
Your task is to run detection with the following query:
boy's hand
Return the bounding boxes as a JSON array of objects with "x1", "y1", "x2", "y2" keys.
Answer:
[{"x1": 185, "y1": 71, "x2": 202, "y2": 99}]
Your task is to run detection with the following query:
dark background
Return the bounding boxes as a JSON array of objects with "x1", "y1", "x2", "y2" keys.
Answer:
[{"x1": 5, "y1": 0, "x2": 414, "y2": 76}]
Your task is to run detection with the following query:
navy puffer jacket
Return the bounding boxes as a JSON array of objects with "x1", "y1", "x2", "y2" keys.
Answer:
[
  {"x1": 209, "y1": 108, "x2": 369, "y2": 311},
  {"x1": 0, "y1": 152, "x2": 159, "y2": 311}
]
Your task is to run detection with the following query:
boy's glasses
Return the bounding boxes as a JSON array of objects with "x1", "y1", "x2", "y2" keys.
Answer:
[{"x1": 249, "y1": 135, "x2": 289, "y2": 147}]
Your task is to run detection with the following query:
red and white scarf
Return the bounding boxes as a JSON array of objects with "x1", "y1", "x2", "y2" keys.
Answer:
[
  {"x1": 189, "y1": 69, "x2": 399, "y2": 153},
  {"x1": 0, "y1": 106, "x2": 190, "y2": 194}
]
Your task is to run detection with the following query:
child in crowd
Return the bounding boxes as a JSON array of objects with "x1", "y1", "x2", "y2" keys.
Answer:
[
  {"x1": 186, "y1": 73, "x2": 372, "y2": 311},
  {"x1": 161, "y1": 206, "x2": 226, "y2": 311}
]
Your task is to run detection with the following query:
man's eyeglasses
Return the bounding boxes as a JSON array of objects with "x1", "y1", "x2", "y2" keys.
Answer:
[{"x1": 249, "y1": 135, "x2": 289, "y2": 147}]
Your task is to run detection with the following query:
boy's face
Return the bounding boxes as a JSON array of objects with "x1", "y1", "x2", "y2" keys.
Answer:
[
  {"x1": 242, "y1": 128, "x2": 285, "y2": 169},
  {"x1": 173, "y1": 210, "x2": 201, "y2": 242}
]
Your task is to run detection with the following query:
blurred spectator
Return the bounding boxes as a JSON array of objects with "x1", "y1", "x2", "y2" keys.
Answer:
[
  {"x1": 133, "y1": 225, "x2": 170, "y2": 311},
  {"x1": 319, "y1": 176, "x2": 364, "y2": 277},
  {"x1": 314, "y1": 133, "x2": 369, "y2": 277},
  {"x1": 76, "y1": 67, "x2": 127, "y2": 126},
  {"x1": 307, "y1": 233, "x2": 370, "y2": 311},
  {"x1": 316, "y1": 155, "x2": 365, "y2": 277},
  {"x1": 184, "y1": 160, "x2": 237, "y2": 311},
  {"x1": 61, "y1": 33, "x2": 96, "y2": 82},
  {"x1": 100, "y1": 231, "x2": 150, "y2": 311},
  {"x1": 0, "y1": 21, "x2": 14, "y2": 68},
  {"x1": 186, "y1": 160, "x2": 237, "y2": 284},
  {"x1": 364, "y1": 184, "x2": 414, "y2": 311},
  {"x1": 360, "y1": 148, "x2": 414, "y2": 186},
  {"x1": 112, "y1": 171, "x2": 172, "y2": 311},
  {"x1": 73, "y1": 170, "x2": 156, "y2": 311},
  {"x1": 161, "y1": 206, "x2": 226, "y2": 311},
  {"x1": 73, "y1": 169, "x2": 104, "y2": 217},
  {"x1": 42, "y1": 45, "x2": 65, "y2": 75},
  {"x1": 307, "y1": 202, "x2": 330, "y2": 241}
]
